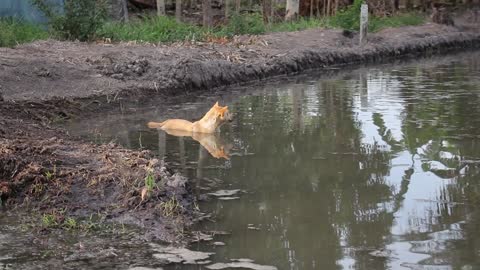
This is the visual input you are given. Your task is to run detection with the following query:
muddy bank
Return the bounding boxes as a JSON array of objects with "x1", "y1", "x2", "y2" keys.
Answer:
[
  {"x1": 0, "y1": 20, "x2": 480, "y2": 243},
  {"x1": 1, "y1": 23, "x2": 480, "y2": 102},
  {"x1": 0, "y1": 102, "x2": 203, "y2": 243}
]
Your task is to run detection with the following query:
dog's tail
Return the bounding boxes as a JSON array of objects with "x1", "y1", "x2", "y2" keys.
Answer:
[{"x1": 147, "y1": 121, "x2": 166, "y2": 129}]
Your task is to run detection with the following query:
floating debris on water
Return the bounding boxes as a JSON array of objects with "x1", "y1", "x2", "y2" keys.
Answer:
[
  {"x1": 128, "y1": 267, "x2": 164, "y2": 270},
  {"x1": 206, "y1": 261, "x2": 278, "y2": 270},
  {"x1": 231, "y1": 258, "x2": 255, "y2": 263},
  {"x1": 191, "y1": 231, "x2": 214, "y2": 242},
  {"x1": 208, "y1": 189, "x2": 242, "y2": 197},
  {"x1": 151, "y1": 245, "x2": 213, "y2": 264},
  {"x1": 218, "y1": 196, "x2": 240, "y2": 200}
]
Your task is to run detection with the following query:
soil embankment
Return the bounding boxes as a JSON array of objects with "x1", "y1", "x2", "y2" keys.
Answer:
[{"x1": 0, "y1": 21, "x2": 479, "y2": 241}]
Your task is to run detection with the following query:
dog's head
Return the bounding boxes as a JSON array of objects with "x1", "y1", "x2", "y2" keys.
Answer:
[{"x1": 213, "y1": 102, "x2": 233, "y2": 123}]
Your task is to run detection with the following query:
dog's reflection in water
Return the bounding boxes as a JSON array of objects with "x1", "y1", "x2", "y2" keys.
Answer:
[{"x1": 152, "y1": 128, "x2": 231, "y2": 160}]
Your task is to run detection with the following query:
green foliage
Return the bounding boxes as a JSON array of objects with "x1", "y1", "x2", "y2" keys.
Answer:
[
  {"x1": 99, "y1": 16, "x2": 204, "y2": 43},
  {"x1": 64, "y1": 217, "x2": 78, "y2": 230},
  {"x1": 268, "y1": 17, "x2": 328, "y2": 32},
  {"x1": 0, "y1": 18, "x2": 48, "y2": 47},
  {"x1": 144, "y1": 170, "x2": 155, "y2": 191},
  {"x1": 42, "y1": 214, "x2": 59, "y2": 227},
  {"x1": 31, "y1": 0, "x2": 108, "y2": 41},
  {"x1": 329, "y1": 0, "x2": 364, "y2": 30},
  {"x1": 369, "y1": 13, "x2": 425, "y2": 32},
  {"x1": 216, "y1": 13, "x2": 266, "y2": 36},
  {"x1": 329, "y1": 0, "x2": 424, "y2": 32}
]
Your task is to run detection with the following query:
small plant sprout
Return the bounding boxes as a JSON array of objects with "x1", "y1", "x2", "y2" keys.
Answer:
[
  {"x1": 141, "y1": 167, "x2": 156, "y2": 201},
  {"x1": 159, "y1": 196, "x2": 181, "y2": 217},
  {"x1": 42, "y1": 214, "x2": 58, "y2": 228},
  {"x1": 65, "y1": 217, "x2": 78, "y2": 230}
]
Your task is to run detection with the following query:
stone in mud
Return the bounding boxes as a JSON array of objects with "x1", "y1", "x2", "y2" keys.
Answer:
[
  {"x1": 206, "y1": 261, "x2": 278, "y2": 270},
  {"x1": 213, "y1": 241, "x2": 225, "y2": 246}
]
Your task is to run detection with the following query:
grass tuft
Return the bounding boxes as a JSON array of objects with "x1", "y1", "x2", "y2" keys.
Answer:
[
  {"x1": 0, "y1": 18, "x2": 49, "y2": 47},
  {"x1": 98, "y1": 16, "x2": 205, "y2": 43}
]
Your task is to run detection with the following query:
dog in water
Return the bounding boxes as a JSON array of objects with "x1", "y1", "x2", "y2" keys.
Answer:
[
  {"x1": 147, "y1": 102, "x2": 232, "y2": 133},
  {"x1": 147, "y1": 102, "x2": 232, "y2": 159}
]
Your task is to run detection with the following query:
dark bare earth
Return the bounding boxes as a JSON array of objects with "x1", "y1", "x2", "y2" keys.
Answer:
[{"x1": 1, "y1": 20, "x2": 479, "y2": 242}]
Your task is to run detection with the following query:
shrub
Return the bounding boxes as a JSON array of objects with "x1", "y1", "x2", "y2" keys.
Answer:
[
  {"x1": 217, "y1": 13, "x2": 266, "y2": 36},
  {"x1": 329, "y1": 0, "x2": 364, "y2": 30},
  {"x1": 31, "y1": 0, "x2": 108, "y2": 41}
]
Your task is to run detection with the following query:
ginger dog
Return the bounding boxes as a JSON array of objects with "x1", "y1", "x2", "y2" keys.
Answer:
[{"x1": 147, "y1": 102, "x2": 232, "y2": 134}]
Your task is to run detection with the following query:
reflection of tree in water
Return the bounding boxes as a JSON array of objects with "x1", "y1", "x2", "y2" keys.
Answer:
[
  {"x1": 386, "y1": 55, "x2": 480, "y2": 268},
  {"x1": 218, "y1": 78, "x2": 396, "y2": 270}
]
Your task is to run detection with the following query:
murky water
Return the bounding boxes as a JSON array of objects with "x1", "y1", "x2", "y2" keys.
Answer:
[{"x1": 5, "y1": 52, "x2": 480, "y2": 270}]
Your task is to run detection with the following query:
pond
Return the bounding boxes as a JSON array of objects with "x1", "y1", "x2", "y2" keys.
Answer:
[{"x1": 4, "y1": 51, "x2": 480, "y2": 270}]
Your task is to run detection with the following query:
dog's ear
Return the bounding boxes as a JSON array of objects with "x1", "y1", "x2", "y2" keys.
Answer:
[{"x1": 214, "y1": 101, "x2": 220, "y2": 107}]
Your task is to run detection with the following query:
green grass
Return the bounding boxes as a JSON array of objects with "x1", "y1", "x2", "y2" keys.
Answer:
[
  {"x1": 98, "y1": 16, "x2": 206, "y2": 43},
  {"x1": 97, "y1": 12, "x2": 424, "y2": 44},
  {"x1": 369, "y1": 13, "x2": 425, "y2": 32},
  {"x1": 0, "y1": 18, "x2": 49, "y2": 47},
  {"x1": 0, "y1": 10, "x2": 425, "y2": 47},
  {"x1": 268, "y1": 17, "x2": 329, "y2": 32}
]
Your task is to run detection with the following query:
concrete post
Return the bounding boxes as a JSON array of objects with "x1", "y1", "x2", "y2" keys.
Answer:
[{"x1": 359, "y1": 3, "x2": 368, "y2": 45}]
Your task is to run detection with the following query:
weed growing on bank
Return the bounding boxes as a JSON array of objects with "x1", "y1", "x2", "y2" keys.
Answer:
[{"x1": 0, "y1": 18, "x2": 49, "y2": 47}]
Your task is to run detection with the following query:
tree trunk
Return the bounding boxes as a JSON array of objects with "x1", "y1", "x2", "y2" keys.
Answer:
[
  {"x1": 176, "y1": 0, "x2": 182, "y2": 22},
  {"x1": 405, "y1": 0, "x2": 413, "y2": 10},
  {"x1": 235, "y1": 0, "x2": 241, "y2": 14},
  {"x1": 323, "y1": 0, "x2": 326, "y2": 16},
  {"x1": 263, "y1": 0, "x2": 271, "y2": 23},
  {"x1": 225, "y1": 0, "x2": 230, "y2": 19},
  {"x1": 285, "y1": 0, "x2": 299, "y2": 20},
  {"x1": 203, "y1": 0, "x2": 212, "y2": 27},
  {"x1": 121, "y1": 0, "x2": 129, "y2": 21},
  {"x1": 271, "y1": 0, "x2": 275, "y2": 21},
  {"x1": 157, "y1": 0, "x2": 165, "y2": 15},
  {"x1": 109, "y1": 0, "x2": 129, "y2": 21},
  {"x1": 310, "y1": 0, "x2": 314, "y2": 17},
  {"x1": 326, "y1": 0, "x2": 331, "y2": 16}
]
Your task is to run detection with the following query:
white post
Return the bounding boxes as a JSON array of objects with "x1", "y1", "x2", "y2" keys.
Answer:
[{"x1": 359, "y1": 3, "x2": 368, "y2": 45}]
